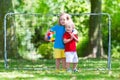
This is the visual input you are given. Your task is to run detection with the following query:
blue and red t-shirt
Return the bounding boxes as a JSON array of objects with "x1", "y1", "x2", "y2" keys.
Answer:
[{"x1": 50, "y1": 24, "x2": 65, "y2": 49}]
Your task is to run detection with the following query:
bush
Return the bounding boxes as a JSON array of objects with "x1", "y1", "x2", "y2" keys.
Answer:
[
  {"x1": 37, "y1": 43, "x2": 53, "y2": 59},
  {"x1": 112, "y1": 41, "x2": 120, "y2": 58},
  {"x1": 77, "y1": 37, "x2": 89, "y2": 57}
]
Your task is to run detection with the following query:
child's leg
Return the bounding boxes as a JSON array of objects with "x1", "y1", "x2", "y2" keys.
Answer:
[
  {"x1": 73, "y1": 52, "x2": 78, "y2": 70},
  {"x1": 65, "y1": 52, "x2": 72, "y2": 70},
  {"x1": 66, "y1": 63, "x2": 72, "y2": 72},
  {"x1": 54, "y1": 49, "x2": 63, "y2": 70},
  {"x1": 56, "y1": 58, "x2": 61, "y2": 70},
  {"x1": 73, "y1": 63, "x2": 78, "y2": 70},
  {"x1": 66, "y1": 62, "x2": 70, "y2": 69},
  {"x1": 61, "y1": 58, "x2": 66, "y2": 69}
]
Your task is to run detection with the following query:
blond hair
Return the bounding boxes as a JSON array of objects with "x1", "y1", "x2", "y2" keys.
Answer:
[
  {"x1": 66, "y1": 20, "x2": 75, "y2": 29},
  {"x1": 65, "y1": 17, "x2": 75, "y2": 29},
  {"x1": 58, "y1": 13, "x2": 71, "y2": 25}
]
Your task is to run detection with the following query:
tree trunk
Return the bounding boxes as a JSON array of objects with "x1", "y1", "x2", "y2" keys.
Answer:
[
  {"x1": 88, "y1": 0, "x2": 104, "y2": 58},
  {"x1": 0, "y1": 0, "x2": 13, "y2": 58}
]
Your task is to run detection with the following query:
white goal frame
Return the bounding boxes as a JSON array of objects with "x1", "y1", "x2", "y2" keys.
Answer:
[{"x1": 3, "y1": 12, "x2": 111, "y2": 70}]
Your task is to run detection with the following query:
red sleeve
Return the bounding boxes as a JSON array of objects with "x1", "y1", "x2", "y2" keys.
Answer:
[{"x1": 63, "y1": 33, "x2": 68, "y2": 39}]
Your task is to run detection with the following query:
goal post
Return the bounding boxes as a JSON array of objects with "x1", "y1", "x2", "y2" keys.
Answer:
[{"x1": 3, "y1": 12, "x2": 111, "y2": 70}]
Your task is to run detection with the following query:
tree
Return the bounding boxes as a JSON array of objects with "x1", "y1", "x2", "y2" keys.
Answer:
[
  {"x1": 0, "y1": 0, "x2": 13, "y2": 58},
  {"x1": 88, "y1": 0, "x2": 104, "y2": 58}
]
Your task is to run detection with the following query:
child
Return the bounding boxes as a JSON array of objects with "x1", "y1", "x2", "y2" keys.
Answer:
[
  {"x1": 63, "y1": 21, "x2": 79, "y2": 72},
  {"x1": 44, "y1": 13, "x2": 71, "y2": 71}
]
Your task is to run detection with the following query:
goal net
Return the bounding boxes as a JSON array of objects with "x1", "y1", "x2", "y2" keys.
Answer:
[{"x1": 4, "y1": 12, "x2": 111, "y2": 70}]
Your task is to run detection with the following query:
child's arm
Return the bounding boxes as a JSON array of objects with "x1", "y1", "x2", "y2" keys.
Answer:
[
  {"x1": 63, "y1": 37, "x2": 73, "y2": 44},
  {"x1": 70, "y1": 33, "x2": 79, "y2": 42}
]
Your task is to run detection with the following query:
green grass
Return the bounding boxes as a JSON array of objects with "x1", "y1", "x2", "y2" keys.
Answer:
[{"x1": 0, "y1": 58, "x2": 120, "y2": 80}]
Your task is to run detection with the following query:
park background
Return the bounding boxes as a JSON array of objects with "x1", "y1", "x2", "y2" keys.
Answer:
[{"x1": 0, "y1": 0, "x2": 120, "y2": 80}]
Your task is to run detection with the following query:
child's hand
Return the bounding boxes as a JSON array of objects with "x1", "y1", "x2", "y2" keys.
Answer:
[
  {"x1": 69, "y1": 33, "x2": 74, "y2": 38},
  {"x1": 69, "y1": 32, "x2": 78, "y2": 42},
  {"x1": 44, "y1": 30, "x2": 50, "y2": 41},
  {"x1": 44, "y1": 35, "x2": 48, "y2": 41}
]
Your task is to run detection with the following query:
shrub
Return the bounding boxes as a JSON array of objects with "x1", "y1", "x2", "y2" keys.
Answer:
[
  {"x1": 112, "y1": 41, "x2": 120, "y2": 58},
  {"x1": 77, "y1": 37, "x2": 89, "y2": 57},
  {"x1": 37, "y1": 43, "x2": 53, "y2": 59}
]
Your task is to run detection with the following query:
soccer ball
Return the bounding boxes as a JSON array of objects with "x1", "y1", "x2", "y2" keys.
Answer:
[{"x1": 47, "y1": 31, "x2": 55, "y2": 42}]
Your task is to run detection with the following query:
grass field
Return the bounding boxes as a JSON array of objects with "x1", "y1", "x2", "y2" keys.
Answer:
[{"x1": 0, "y1": 58, "x2": 120, "y2": 80}]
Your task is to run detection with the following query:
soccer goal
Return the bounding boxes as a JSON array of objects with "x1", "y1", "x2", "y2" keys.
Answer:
[{"x1": 4, "y1": 12, "x2": 111, "y2": 70}]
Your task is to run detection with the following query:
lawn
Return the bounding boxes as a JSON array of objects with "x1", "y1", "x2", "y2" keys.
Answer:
[{"x1": 0, "y1": 58, "x2": 120, "y2": 80}]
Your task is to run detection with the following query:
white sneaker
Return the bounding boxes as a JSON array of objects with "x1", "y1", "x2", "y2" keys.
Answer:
[
  {"x1": 67, "y1": 68, "x2": 72, "y2": 73},
  {"x1": 73, "y1": 69, "x2": 78, "y2": 72}
]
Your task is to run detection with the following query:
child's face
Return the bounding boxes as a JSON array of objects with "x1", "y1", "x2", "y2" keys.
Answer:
[
  {"x1": 59, "y1": 15, "x2": 67, "y2": 26},
  {"x1": 65, "y1": 24, "x2": 73, "y2": 33}
]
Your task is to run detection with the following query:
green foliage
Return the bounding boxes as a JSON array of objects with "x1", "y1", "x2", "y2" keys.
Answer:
[
  {"x1": 34, "y1": 0, "x2": 50, "y2": 14},
  {"x1": 16, "y1": 27, "x2": 38, "y2": 60},
  {"x1": 112, "y1": 41, "x2": 120, "y2": 58},
  {"x1": 77, "y1": 37, "x2": 89, "y2": 57},
  {"x1": 12, "y1": 0, "x2": 90, "y2": 58},
  {"x1": 31, "y1": 26, "x2": 46, "y2": 48},
  {"x1": 64, "y1": 0, "x2": 90, "y2": 13},
  {"x1": 103, "y1": 0, "x2": 120, "y2": 58},
  {"x1": 13, "y1": 0, "x2": 36, "y2": 13},
  {"x1": 37, "y1": 43, "x2": 53, "y2": 59},
  {"x1": 10, "y1": 0, "x2": 120, "y2": 58},
  {"x1": 33, "y1": 0, "x2": 90, "y2": 14}
]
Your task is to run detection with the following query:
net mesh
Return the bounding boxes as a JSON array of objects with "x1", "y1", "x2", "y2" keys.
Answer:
[{"x1": 4, "y1": 13, "x2": 110, "y2": 70}]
